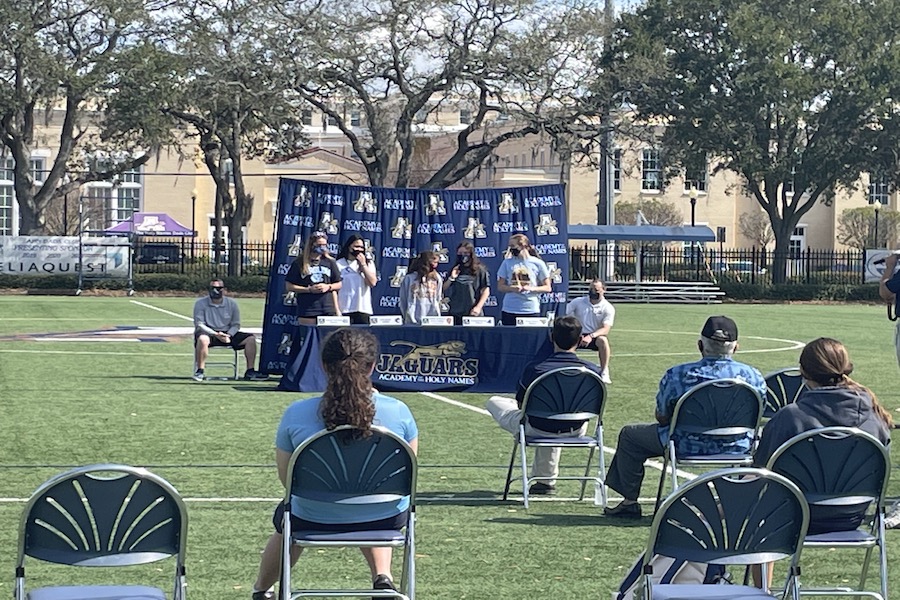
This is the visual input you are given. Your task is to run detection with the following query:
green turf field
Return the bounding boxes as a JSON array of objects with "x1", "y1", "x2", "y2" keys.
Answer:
[{"x1": 0, "y1": 295, "x2": 897, "y2": 599}]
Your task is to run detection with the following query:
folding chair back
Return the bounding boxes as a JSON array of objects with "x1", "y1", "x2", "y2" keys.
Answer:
[
  {"x1": 656, "y1": 378, "x2": 764, "y2": 507},
  {"x1": 16, "y1": 464, "x2": 187, "y2": 600},
  {"x1": 763, "y1": 367, "x2": 806, "y2": 419},
  {"x1": 281, "y1": 426, "x2": 417, "y2": 600},
  {"x1": 502, "y1": 366, "x2": 607, "y2": 508},
  {"x1": 767, "y1": 426, "x2": 890, "y2": 599},
  {"x1": 644, "y1": 467, "x2": 808, "y2": 599}
]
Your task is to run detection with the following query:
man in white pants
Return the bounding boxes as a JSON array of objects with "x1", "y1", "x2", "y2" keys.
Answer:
[
  {"x1": 486, "y1": 316, "x2": 603, "y2": 495},
  {"x1": 566, "y1": 279, "x2": 615, "y2": 384}
]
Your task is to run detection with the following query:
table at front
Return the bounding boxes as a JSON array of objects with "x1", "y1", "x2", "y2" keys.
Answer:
[{"x1": 278, "y1": 324, "x2": 554, "y2": 393}]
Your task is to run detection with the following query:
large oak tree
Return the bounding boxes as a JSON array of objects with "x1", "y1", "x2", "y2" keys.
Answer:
[{"x1": 604, "y1": 0, "x2": 900, "y2": 281}]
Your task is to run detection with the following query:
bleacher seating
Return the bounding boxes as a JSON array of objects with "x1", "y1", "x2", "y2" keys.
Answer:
[{"x1": 567, "y1": 280, "x2": 724, "y2": 304}]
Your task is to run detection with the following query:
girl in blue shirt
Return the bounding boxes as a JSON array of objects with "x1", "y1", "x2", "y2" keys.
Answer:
[{"x1": 251, "y1": 328, "x2": 418, "y2": 598}]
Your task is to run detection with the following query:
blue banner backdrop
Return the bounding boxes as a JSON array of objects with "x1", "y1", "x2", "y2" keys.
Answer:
[{"x1": 260, "y1": 179, "x2": 568, "y2": 375}]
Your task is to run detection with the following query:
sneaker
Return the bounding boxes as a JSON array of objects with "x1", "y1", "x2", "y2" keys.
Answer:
[
  {"x1": 192, "y1": 369, "x2": 204, "y2": 382},
  {"x1": 603, "y1": 500, "x2": 641, "y2": 519},
  {"x1": 600, "y1": 368, "x2": 611, "y2": 385},
  {"x1": 528, "y1": 482, "x2": 557, "y2": 496},
  {"x1": 372, "y1": 574, "x2": 396, "y2": 599},
  {"x1": 884, "y1": 500, "x2": 900, "y2": 529},
  {"x1": 243, "y1": 369, "x2": 269, "y2": 381},
  {"x1": 251, "y1": 590, "x2": 273, "y2": 600}
]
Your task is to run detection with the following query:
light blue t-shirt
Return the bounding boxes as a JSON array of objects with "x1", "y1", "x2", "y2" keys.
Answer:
[
  {"x1": 497, "y1": 256, "x2": 550, "y2": 314},
  {"x1": 276, "y1": 393, "x2": 418, "y2": 524}
]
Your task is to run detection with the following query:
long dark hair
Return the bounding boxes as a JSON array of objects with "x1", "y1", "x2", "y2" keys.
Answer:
[
  {"x1": 298, "y1": 231, "x2": 328, "y2": 275},
  {"x1": 339, "y1": 234, "x2": 366, "y2": 261},
  {"x1": 319, "y1": 328, "x2": 377, "y2": 432},
  {"x1": 409, "y1": 250, "x2": 438, "y2": 283},
  {"x1": 799, "y1": 337, "x2": 893, "y2": 427},
  {"x1": 455, "y1": 240, "x2": 484, "y2": 275}
]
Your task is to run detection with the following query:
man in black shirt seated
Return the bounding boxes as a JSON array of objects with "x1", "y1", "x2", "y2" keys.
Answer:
[{"x1": 486, "y1": 315, "x2": 603, "y2": 495}]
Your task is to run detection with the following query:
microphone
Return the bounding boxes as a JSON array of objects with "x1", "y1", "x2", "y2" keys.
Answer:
[{"x1": 874, "y1": 251, "x2": 900, "y2": 265}]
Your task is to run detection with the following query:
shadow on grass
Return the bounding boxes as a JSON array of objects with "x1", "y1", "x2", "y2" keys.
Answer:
[
  {"x1": 417, "y1": 490, "x2": 504, "y2": 506},
  {"x1": 487, "y1": 513, "x2": 649, "y2": 527},
  {"x1": 125, "y1": 375, "x2": 284, "y2": 392}
]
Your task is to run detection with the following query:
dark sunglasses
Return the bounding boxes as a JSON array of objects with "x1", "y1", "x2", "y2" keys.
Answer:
[{"x1": 210, "y1": 286, "x2": 225, "y2": 290}]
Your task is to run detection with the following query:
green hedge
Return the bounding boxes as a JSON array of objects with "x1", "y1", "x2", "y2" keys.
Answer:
[
  {"x1": 0, "y1": 273, "x2": 269, "y2": 294},
  {"x1": 718, "y1": 282, "x2": 881, "y2": 302}
]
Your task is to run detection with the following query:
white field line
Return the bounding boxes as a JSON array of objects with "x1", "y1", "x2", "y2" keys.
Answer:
[
  {"x1": 0, "y1": 349, "x2": 194, "y2": 356},
  {"x1": 130, "y1": 300, "x2": 194, "y2": 321},
  {"x1": 418, "y1": 391, "x2": 690, "y2": 480}
]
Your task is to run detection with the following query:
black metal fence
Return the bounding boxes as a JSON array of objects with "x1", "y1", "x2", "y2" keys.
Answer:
[
  {"x1": 132, "y1": 238, "x2": 869, "y2": 285},
  {"x1": 570, "y1": 244, "x2": 867, "y2": 285}
]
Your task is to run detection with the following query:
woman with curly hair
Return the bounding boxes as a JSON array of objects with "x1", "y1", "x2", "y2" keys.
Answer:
[
  {"x1": 398, "y1": 250, "x2": 443, "y2": 324},
  {"x1": 251, "y1": 328, "x2": 418, "y2": 598}
]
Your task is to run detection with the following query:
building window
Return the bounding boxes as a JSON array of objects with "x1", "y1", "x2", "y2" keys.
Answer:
[
  {"x1": 350, "y1": 110, "x2": 361, "y2": 127},
  {"x1": 325, "y1": 113, "x2": 338, "y2": 127},
  {"x1": 31, "y1": 158, "x2": 47, "y2": 184},
  {"x1": 459, "y1": 109, "x2": 472, "y2": 125},
  {"x1": 613, "y1": 148, "x2": 621, "y2": 191},
  {"x1": 82, "y1": 167, "x2": 143, "y2": 228},
  {"x1": 641, "y1": 149, "x2": 662, "y2": 191},
  {"x1": 869, "y1": 173, "x2": 891, "y2": 205},
  {"x1": 0, "y1": 183, "x2": 13, "y2": 235},
  {"x1": 684, "y1": 155, "x2": 707, "y2": 192},
  {"x1": 301, "y1": 109, "x2": 313, "y2": 126}
]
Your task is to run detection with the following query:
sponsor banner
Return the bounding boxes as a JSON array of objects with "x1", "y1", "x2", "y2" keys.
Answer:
[
  {"x1": 278, "y1": 325, "x2": 554, "y2": 393},
  {"x1": 0, "y1": 236, "x2": 129, "y2": 277},
  {"x1": 260, "y1": 180, "x2": 569, "y2": 375}
]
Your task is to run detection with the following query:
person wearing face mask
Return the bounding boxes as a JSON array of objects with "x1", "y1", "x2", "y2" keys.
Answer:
[
  {"x1": 565, "y1": 279, "x2": 615, "y2": 384},
  {"x1": 496, "y1": 233, "x2": 552, "y2": 326},
  {"x1": 398, "y1": 250, "x2": 443, "y2": 324},
  {"x1": 443, "y1": 240, "x2": 491, "y2": 325},
  {"x1": 192, "y1": 279, "x2": 267, "y2": 381},
  {"x1": 285, "y1": 231, "x2": 343, "y2": 324},
  {"x1": 336, "y1": 234, "x2": 377, "y2": 325}
]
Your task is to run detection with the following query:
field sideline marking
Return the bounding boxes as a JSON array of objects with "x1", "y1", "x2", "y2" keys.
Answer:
[
  {"x1": 130, "y1": 300, "x2": 194, "y2": 322},
  {"x1": 417, "y1": 390, "x2": 690, "y2": 479}
]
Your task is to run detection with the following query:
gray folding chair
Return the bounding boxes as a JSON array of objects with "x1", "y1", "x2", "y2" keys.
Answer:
[
  {"x1": 501, "y1": 366, "x2": 607, "y2": 509},
  {"x1": 279, "y1": 426, "x2": 417, "y2": 600},
  {"x1": 655, "y1": 378, "x2": 764, "y2": 509},
  {"x1": 763, "y1": 367, "x2": 806, "y2": 419},
  {"x1": 640, "y1": 467, "x2": 808, "y2": 599},
  {"x1": 767, "y1": 427, "x2": 890, "y2": 600},
  {"x1": 16, "y1": 464, "x2": 188, "y2": 600},
  {"x1": 204, "y1": 346, "x2": 239, "y2": 380}
]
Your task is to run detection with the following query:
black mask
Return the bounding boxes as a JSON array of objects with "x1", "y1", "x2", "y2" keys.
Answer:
[
  {"x1": 589, "y1": 291, "x2": 601, "y2": 301},
  {"x1": 509, "y1": 248, "x2": 521, "y2": 257},
  {"x1": 457, "y1": 254, "x2": 471, "y2": 264},
  {"x1": 209, "y1": 287, "x2": 224, "y2": 300}
]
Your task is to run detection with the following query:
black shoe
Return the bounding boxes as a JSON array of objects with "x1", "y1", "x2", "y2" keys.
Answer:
[
  {"x1": 243, "y1": 369, "x2": 269, "y2": 381},
  {"x1": 603, "y1": 501, "x2": 642, "y2": 519},
  {"x1": 372, "y1": 574, "x2": 396, "y2": 598},
  {"x1": 528, "y1": 482, "x2": 557, "y2": 496},
  {"x1": 251, "y1": 591, "x2": 273, "y2": 600}
]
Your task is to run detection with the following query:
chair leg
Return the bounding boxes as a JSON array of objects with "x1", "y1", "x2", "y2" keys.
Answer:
[
  {"x1": 502, "y1": 441, "x2": 519, "y2": 501},
  {"x1": 405, "y1": 517, "x2": 416, "y2": 600},
  {"x1": 578, "y1": 447, "x2": 595, "y2": 501},
  {"x1": 654, "y1": 455, "x2": 668, "y2": 512},
  {"x1": 520, "y1": 432, "x2": 530, "y2": 509},
  {"x1": 880, "y1": 513, "x2": 888, "y2": 600}
]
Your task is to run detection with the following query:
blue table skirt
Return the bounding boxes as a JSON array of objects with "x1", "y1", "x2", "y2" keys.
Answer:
[{"x1": 278, "y1": 325, "x2": 554, "y2": 393}]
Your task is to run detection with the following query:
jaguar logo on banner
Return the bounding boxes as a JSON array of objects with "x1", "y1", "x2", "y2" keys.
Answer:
[{"x1": 375, "y1": 340, "x2": 479, "y2": 386}]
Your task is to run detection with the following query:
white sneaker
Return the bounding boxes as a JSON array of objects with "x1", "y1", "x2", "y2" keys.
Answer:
[
  {"x1": 192, "y1": 369, "x2": 205, "y2": 382},
  {"x1": 600, "y1": 368, "x2": 611, "y2": 385},
  {"x1": 884, "y1": 500, "x2": 900, "y2": 529}
]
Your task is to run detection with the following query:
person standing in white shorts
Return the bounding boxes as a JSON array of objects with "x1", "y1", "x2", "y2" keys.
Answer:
[{"x1": 565, "y1": 279, "x2": 615, "y2": 384}]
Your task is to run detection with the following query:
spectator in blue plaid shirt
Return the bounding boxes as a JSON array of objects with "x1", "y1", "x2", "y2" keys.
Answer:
[{"x1": 603, "y1": 315, "x2": 766, "y2": 519}]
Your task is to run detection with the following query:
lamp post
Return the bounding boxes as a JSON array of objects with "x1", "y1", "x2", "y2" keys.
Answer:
[
  {"x1": 874, "y1": 203, "x2": 881, "y2": 248},
  {"x1": 689, "y1": 185, "x2": 699, "y2": 278},
  {"x1": 190, "y1": 189, "x2": 197, "y2": 260}
]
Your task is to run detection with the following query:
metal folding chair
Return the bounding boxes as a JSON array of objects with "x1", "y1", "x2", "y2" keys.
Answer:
[
  {"x1": 767, "y1": 427, "x2": 890, "y2": 600},
  {"x1": 640, "y1": 467, "x2": 808, "y2": 599},
  {"x1": 205, "y1": 346, "x2": 239, "y2": 380},
  {"x1": 279, "y1": 426, "x2": 417, "y2": 600},
  {"x1": 763, "y1": 367, "x2": 806, "y2": 419},
  {"x1": 654, "y1": 378, "x2": 764, "y2": 509},
  {"x1": 16, "y1": 464, "x2": 188, "y2": 600},
  {"x1": 501, "y1": 366, "x2": 607, "y2": 509}
]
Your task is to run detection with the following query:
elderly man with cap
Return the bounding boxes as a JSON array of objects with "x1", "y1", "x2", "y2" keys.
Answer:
[{"x1": 603, "y1": 315, "x2": 766, "y2": 518}]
